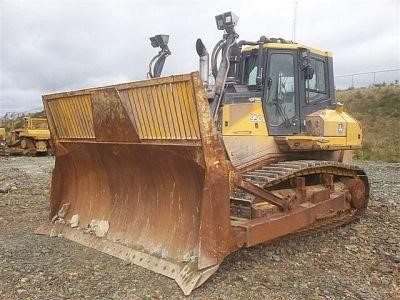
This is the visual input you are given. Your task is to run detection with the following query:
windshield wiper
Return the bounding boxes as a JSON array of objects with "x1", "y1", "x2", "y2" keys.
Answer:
[{"x1": 273, "y1": 82, "x2": 290, "y2": 126}]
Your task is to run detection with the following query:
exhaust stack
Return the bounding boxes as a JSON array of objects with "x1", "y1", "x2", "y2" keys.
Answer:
[{"x1": 196, "y1": 39, "x2": 209, "y2": 88}]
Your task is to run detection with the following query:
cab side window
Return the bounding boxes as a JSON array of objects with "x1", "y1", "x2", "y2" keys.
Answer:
[
  {"x1": 306, "y1": 58, "x2": 327, "y2": 102},
  {"x1": 242, "y1": 52, "x2": 258, "y2": 85}
]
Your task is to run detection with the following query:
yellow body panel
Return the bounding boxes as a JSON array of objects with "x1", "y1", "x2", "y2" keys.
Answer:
[
  {"x1": 20, "y1": 129, "x2": 51, "y2": 140},
  {"x1": 275, "y1": 136, "x2": 361, "y2": 151},
  {"x1": 306, "y1": 110, "x2": 347, "y2": 137},
  {"x1": 222, "y1": 102, "x2": 282, "y2": 168},
  {"x1": 305, "y1": 109, "x2": 362, "y2": 148},
  {"x1": 223, "y1": 135, "x2": 281, "y2": 168},
  {"x1": 222, "y1": 103, "x2": 362, "y2": 158},
  {"x1": 340, "y1": 112, "x2": 363, "y2": 147},
  {"x1": 222, "y1": 102, "x2": 268, "y2": 136}
]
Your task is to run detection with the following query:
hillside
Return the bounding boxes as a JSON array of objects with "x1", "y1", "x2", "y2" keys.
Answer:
[{"x1": 336, "y1": 85, "x2": 400, "y2": 162}]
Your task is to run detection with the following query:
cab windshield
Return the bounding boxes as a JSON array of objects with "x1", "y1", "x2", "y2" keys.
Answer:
[{"x1": 265, "y1": 53, "x2": 296, "y2": 127}]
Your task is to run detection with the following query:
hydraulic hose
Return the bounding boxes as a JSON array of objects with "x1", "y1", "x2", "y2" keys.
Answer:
[{"x1": 211, "y1": 39, "x2": 225, "y2": 79}]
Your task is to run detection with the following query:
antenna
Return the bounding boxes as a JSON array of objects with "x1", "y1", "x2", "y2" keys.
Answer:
[{"x1": 293, "y1": 0, "x2": 298, "y2": 42}]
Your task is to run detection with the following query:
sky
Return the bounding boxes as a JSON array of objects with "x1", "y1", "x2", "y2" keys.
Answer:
[{"x1": 1, "y1": 0, "x2": 399, "y2": 115}]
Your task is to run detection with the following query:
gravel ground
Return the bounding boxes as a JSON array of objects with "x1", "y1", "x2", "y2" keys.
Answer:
[{"x1": 0, "y1": 156, "x2": 399, "y2": 299}]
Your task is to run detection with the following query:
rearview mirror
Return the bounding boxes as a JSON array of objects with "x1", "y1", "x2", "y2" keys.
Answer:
[
  {"x1": 305, "y1": 67, "x2": 314, "y2": 80},
  {"x1": 267, "y1": 77, "x2": 272, "y2": 89}
]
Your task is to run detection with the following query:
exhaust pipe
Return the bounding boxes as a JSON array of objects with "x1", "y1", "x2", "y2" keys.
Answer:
[
  {"x1": 196, "y1": 39, "x2": 209, "y2": 88},
  {"x1": 210, "y1": 12, "x2": 239, "y2": 120}
]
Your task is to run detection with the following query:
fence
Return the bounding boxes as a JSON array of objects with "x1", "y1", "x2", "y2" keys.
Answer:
[{"x1": 335, "y1": 68, "x2": 400, "y2": 90}]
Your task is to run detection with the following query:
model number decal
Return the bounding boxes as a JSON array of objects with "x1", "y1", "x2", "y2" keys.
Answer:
[{"x1": 249, "y1": 114, "x2": 264, "y2": 122}]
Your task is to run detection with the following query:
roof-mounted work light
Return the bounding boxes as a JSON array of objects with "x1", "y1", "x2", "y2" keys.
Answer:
[
  {"x1": 215, "y1": 12, "x2": 239, "y2": 31},
  {"x1": 150, "y1": 34, "x2": 170, "y2": 50}
]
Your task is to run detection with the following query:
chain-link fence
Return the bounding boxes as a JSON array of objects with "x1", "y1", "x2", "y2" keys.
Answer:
[{"x1": 335, "y1": 69, "x2": 400, "y2": 90}]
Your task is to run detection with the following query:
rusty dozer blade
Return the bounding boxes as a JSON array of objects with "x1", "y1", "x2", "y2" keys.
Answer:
[{"x1": 36, "y1": 73, "x2": 234, "y2": 295}]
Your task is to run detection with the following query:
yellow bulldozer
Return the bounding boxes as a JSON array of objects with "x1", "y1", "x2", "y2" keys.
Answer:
[
  {"x1": 0, "y1": 127, "x2": 6, "y2": 155},
  {"x1": 8, "y1": 117, "x2": 52, "y2": 155},
  {"x1": 0, "y1": 128, "x2": 5, "y2": 141},
  {"x1": 36, "y1": 12, "x2": 369, "y2": 295}
]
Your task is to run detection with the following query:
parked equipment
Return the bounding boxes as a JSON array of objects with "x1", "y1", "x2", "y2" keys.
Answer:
[
  {"x1": 8, "y1": 117, "x2": 51, "y2": 155},
  {"x1": 0, "y1": 128, "x2": 6, "y2": 155},
  {"x1": 0, "y1": 128, "x2": 5, "y2": 141},
  {"x1": 37, "y1": 12, "x2": 369, "y2": 295}
]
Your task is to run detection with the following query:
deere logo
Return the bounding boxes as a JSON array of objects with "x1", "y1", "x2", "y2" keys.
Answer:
[{"x1": 338, "y1": 123, "x2": 344, "y2": 134}]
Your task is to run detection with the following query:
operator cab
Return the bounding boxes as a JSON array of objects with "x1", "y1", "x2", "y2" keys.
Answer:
[{"x1": 225, "y1": 41, "x2": 335, "y2": 136}]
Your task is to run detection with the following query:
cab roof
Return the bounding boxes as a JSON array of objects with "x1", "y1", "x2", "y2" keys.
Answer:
[{"x1": 243, "y1": 42, "x2": 332, "y2": 57}]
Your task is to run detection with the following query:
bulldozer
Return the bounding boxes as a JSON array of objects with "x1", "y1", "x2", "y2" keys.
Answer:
[
  {"x1": 8, "y1": 116, "x2": 52, "y2": 156},
  {"x1": 0, "y1": 127, "x2": 6, "y2": 155},
  {"x1": 36, "y1": 12, "x2": 369, "y2": 295},
  {"x1": 0, "y1": 127, "x2": 5, "y2": 141}
]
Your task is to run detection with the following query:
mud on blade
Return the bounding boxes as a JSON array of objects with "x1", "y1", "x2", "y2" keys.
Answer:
[{"x1": 36, "y1": 73, "x2": 233, "y2": 295}]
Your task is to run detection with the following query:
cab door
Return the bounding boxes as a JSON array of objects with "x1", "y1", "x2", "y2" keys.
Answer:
[{"x1": 263, "y1": 50, "x2": 300, "y2": 135}]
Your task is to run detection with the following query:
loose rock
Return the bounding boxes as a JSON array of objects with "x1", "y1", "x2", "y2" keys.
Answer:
[
  {"x1": 0, "y1": 157, "x2": 399, "y2": 299},
  {"x1": 57, "y1": 203, "x2": 70, "y2": 218},
  {"x1": 70, "y1": 214, "x2": 79, "y2": 228},
  {"x1": 85, "y1": 219, "x2": 109, "y2": 237}
]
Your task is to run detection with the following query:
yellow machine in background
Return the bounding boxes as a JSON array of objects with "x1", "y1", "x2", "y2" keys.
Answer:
[
  {"x1": 0, "y1": 128, "x2": 5, "y2": 141},
  {"x1": 0, "y1": 127, "x2": 6, "y2": 155},
  {"x1": 8, "y1": 117, "x2": 51, "y2": 155}
]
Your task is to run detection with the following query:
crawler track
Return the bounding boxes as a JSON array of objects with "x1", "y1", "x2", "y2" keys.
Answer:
[{"x1": 239, "y1": 160, "x2": 370, "y2": 235}]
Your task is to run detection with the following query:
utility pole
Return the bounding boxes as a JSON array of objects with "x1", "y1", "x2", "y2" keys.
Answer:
[{"x1": 293, "y1": 0, "x2": 298, "y2": 42}]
